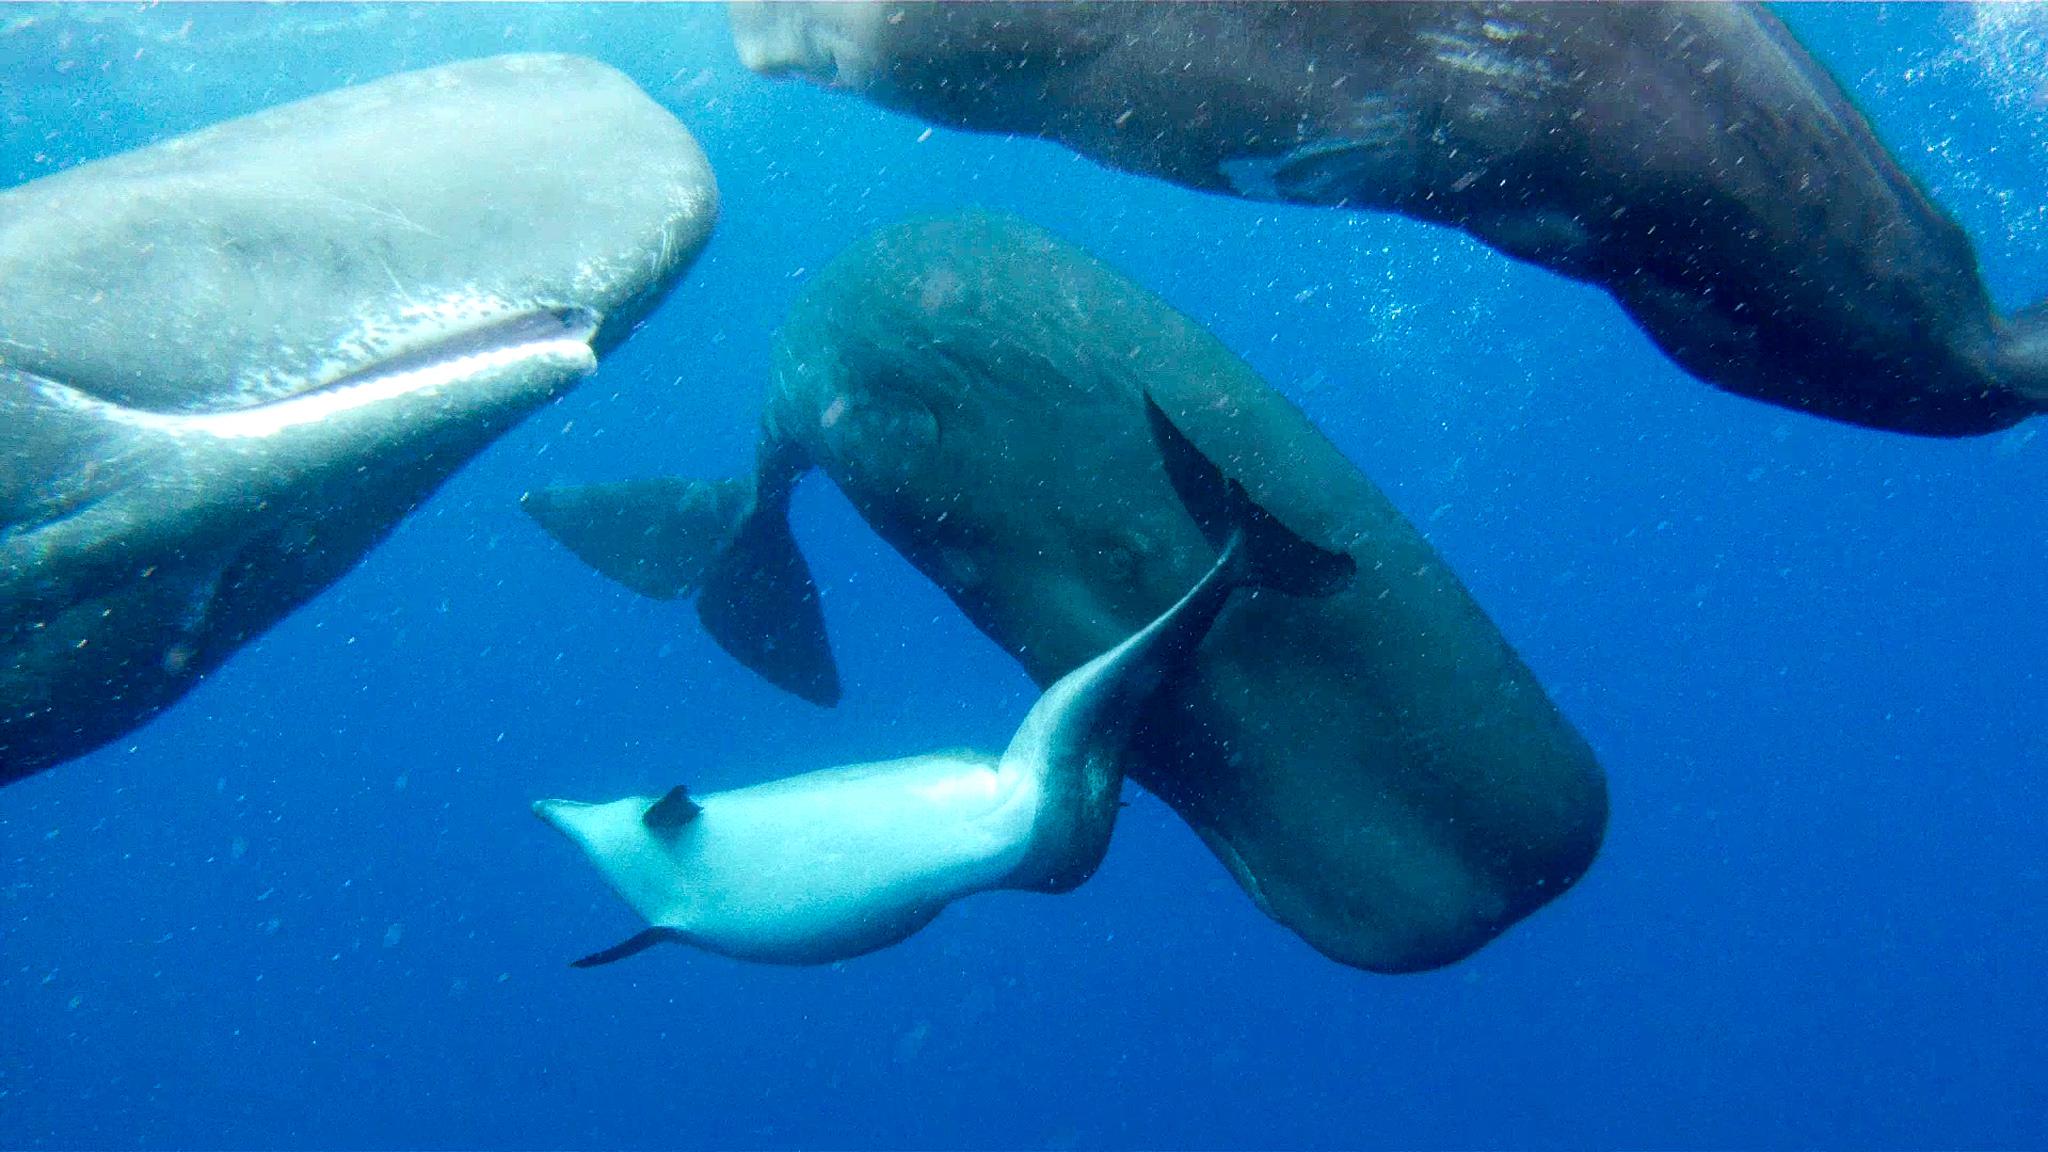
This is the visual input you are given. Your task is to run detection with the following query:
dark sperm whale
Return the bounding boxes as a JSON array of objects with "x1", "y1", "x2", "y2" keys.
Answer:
[
  {"x1": 525, "y1": 213, "x2": 1607, "y2": 973},
  {"x1": 732, "y1": 1, "x2": 2048, "y2": 437}
]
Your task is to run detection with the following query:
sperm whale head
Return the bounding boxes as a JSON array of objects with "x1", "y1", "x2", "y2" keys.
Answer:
[{"x1": 0, "y1": 54, "x2": 718, "y2": 782}]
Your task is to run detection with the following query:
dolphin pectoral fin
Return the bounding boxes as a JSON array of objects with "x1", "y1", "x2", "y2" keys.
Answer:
[
  {"x1": 570, "y1": 927, "x2": 687, "y2": 969},
  {"x1": 642, "y1": 784, "x2": 703, "y2": 833},
  {"x1": 695, "y1": 493, "x2": 841, "y2": 707},
  {"x1": 520, "y1": 476, "x2": 752, "y2": 600}
]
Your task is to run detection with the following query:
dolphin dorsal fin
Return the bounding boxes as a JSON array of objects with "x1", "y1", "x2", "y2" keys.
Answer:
[{"x1": 642, "y1": 785, "x2": 703, "y2": 833}]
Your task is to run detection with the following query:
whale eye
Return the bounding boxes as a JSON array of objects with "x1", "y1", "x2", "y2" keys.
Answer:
[{"x1": 1101, "y1": 539, "x2": 1142, "y2": 584}]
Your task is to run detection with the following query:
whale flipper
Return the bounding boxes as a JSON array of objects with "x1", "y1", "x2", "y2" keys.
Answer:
[
  {"x1": 1144, "y1": 398, "x2": 1354, "y2": 601},
  {"x1": 570, "y1": 927, "x2": 688, "y2": 969},
  {"x1": 999, "y1": 397, "x2": 1357, "y2": 892},
  {"x1": 1, "y1": 370, "x2": 165, "y2": 602},
  {"x1": 2005, "y1": 302, "x2": 2048, "y2": 413},
  {"x1": 521, "y1": 470, "x2": 841, "y2": 707},
  {"x1": 520, "y1": 478, "x2": 751, "y2": 600}
]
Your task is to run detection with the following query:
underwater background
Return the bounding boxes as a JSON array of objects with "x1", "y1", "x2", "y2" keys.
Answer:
[{"x1": 2, "y1": 4, "x2": 2043, "y2": 1148}]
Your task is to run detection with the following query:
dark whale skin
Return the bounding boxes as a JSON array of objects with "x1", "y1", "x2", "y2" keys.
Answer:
[
  {"x1": 733, "y1": 1, "x2": 2047, "y2": 437},
  {"x1": 521, "y1": 215, "x2": 1606, "y2": 971}
]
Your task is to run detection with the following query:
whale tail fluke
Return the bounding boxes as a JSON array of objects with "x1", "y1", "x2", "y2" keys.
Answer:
[
  {"x1": 519, "y1": 477, "x2": 752, "y2": 600},
  {"x1": 693, "y1": 479, "x2": 840, "y2": 707},
  {"x1": 519, "y1": 466, "x2": 841, "y2": 707}
]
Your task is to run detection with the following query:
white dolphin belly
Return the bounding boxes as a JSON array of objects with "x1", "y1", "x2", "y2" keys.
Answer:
[{"x1": 537, "y1": 751, "x2": 1039, "y2": 965}]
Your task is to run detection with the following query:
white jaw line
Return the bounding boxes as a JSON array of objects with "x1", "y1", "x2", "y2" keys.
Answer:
[{"x1": 55, "y1": 328, "x2": 598, "y2": 441}]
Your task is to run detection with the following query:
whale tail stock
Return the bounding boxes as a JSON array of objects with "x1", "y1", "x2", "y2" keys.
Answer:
[{"x1": 518, "y1": 439, "x2": 840, "y2": 706}]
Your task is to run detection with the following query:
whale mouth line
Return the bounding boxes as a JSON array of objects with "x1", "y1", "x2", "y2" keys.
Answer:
[
  {"x1": 315, "y1": 306, "x2": 603, "y2": 397},
  {"x1": 97, "y1": 306, "x2": 604, "y2": 440}
]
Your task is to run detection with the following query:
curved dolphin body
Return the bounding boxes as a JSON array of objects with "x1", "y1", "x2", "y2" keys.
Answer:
[
  {"x1": 535, "y1": 401, "x2": 1354, "y2": 968},
  {"x1": 731, "y1": 2, "x2": 2048, "y2": 437},
  {"x1": 524, "y1": 214, "x2": 1607, "y2": 973},
  {"x1": 0, "y1": 54, "x2": 717, "y2": 783}
]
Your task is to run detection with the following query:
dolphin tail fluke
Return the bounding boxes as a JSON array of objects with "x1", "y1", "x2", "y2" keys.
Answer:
[
  {"x1": 570, "y1": 926, "x2": 687, "y2": 968},
  {"x1": 1143, "y1": 395, "x2": 1353, "y2": 600},
  {"x1": 519, "y1": 468, "x2": 841, "y2": 706}
]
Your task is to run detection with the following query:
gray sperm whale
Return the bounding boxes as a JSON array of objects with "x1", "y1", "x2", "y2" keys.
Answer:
[
  {"x1": 0, "y1": 54, "x2": 717, "y2": 784},
  {"x1": 536, "y1": 397, "x2": 1354, "y2": 969},
  {"x1": 731, "y1": 1, "x2": 2048, "y2": 437},
  {"x1": 524, "y1": 214, "x2": 1606, "y2": 974}
]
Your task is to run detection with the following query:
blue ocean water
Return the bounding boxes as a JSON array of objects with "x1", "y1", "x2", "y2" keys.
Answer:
[{"x1": 2, "y1": 3, "x2": 2044, "y2": 1147}]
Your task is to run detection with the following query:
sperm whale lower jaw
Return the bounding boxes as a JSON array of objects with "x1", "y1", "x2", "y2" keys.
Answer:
[{"x1": 38, "y1": 306, "x2": 601, "y2": 441}]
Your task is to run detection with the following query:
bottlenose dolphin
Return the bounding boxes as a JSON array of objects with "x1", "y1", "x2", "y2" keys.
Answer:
[
  {"x1": 524, "y1": 214, "x2": 1606, "y2": 973},
  {"x1": 535, "y1": 396, "x2": 1355, "y2": 968},
  {"x1": 731, "y1": 2, "x2": 2048, "y2": 437},
  {"x1": 0, "y1": 54, "x2": 717, "y2": 784}
]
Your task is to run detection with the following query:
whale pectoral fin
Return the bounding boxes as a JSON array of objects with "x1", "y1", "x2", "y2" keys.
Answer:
[
  {"x1": 519, "y1": 476, "x2": 752, "y2": 600},
  {"x1": 0, "y1": 368, "x2": 194, "y2": 606},
  {"x1": 696, "y1": 492, "x2": 841, "y2": 707},
  {"x1": 2004, "y1": 300, "x2": 2048, "y2": 412},
  {"x1": 1144, "y1": 396, "x2": 1354, "y2": 599},
  {"x1": 998, "y1": 402, "x2": 1357, "y2": 893},
  {"x1": 2, "y1": 369, "x2": 180, "y2": 530},
  {"x1": 642, "y1": 784, "x2": 703, "y2": 833},
  {"x1": 1217, "y1": 135, "x2": 1416, "y2": 211},
  {"x1": 570, "y1": 927, "x2": 687, "y2": 969}
]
